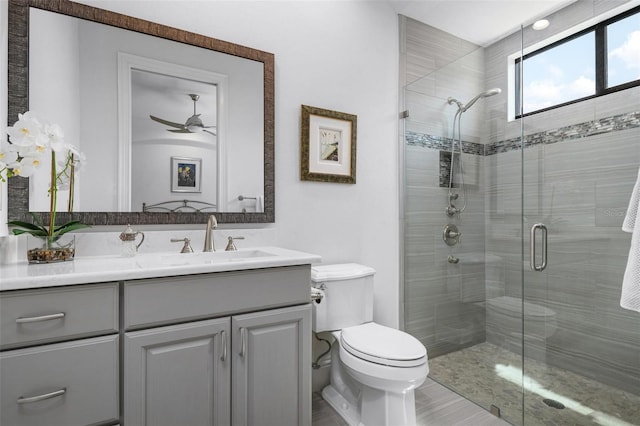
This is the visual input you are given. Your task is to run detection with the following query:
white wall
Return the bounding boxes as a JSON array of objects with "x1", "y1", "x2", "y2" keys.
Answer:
[
  {"x1": 131, "y1": 142, "x2": 217, "y2": 211},
  {"x1": 5, "y1": 1, "x2": 401, "y2": 326},
  {"x1": 0, "y1": 1, "x2": 7, "y2": 237}
]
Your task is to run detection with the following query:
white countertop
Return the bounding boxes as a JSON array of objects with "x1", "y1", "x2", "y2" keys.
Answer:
[{"x1": 0, "y1": 247, "x2": 321, "y2": 291}]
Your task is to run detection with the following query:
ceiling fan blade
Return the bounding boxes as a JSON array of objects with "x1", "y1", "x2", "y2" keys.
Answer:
[
  {"x1": 167, "y1": 129, "x2": 192, "y2": 133},
  {"x1": 150, "y1": 115, "x2": 186, "y2": 129},
  {"x1": 203, "y1": 129, "x2": 217, "y2": 136}
]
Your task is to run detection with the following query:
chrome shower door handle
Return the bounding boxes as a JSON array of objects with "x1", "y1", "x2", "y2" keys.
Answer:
[{"x1": 530, "y1": 223, "x2": 548, "y2": 271}]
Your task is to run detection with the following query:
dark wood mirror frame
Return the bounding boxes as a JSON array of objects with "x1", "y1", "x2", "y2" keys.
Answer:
[{"x1": 7, "y1": 0, "x2": 275, "y2": 225}]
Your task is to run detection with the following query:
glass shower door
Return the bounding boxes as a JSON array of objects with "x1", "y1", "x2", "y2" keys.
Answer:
[
  {"x1": 520, "y1": 22, "x2": 640, "y2": 426},
  {"x1": 521, "y1": 117, "x2": 640, "y2": 426}
]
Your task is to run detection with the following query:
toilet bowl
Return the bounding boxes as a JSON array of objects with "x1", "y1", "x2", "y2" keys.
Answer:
[{"x1": 312, "y1": 264, "x2": 428, "y2": 426}]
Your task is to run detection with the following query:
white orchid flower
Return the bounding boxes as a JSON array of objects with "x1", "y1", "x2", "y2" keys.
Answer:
[
  {"x1": 6, "y1": 111, "x2": 91, "y2": 239},
  {"x1": 46, "y1": 123, "x2": 66, "y2": 152},
  {"x1": 66, "y1": 143, "x2": 81, "y2": 157},
  {"x1": 56, "y1": 173, "x2": 71, "y2": 189},
  {"x1": 7, "y1": 157, "x2": 38, "y2": 177},
  {"x1": 1, "y1": 148, "x2": 18, "y2": 165},
  {"x1": 7, "y1": 117, "x2": 43, "y2": 148},
  {"x1": 19, "y1": 153, "x2": 43, "y2": 169},
  {"x1": 71, "y1": 150, "x2": 86, "y2": 172}
]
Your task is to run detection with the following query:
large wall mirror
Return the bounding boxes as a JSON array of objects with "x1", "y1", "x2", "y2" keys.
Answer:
[{"x1": 7, "y1": 0, "x2": 274, "y2": 225}]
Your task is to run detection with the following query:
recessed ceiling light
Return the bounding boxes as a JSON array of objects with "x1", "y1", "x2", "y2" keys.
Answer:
[{"x1": 533, "y1": 19, "x2": 550, "y2": 31}]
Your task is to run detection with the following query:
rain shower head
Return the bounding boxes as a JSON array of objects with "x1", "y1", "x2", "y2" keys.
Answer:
[{"x1": 461, "y1": 88, "x2": 501, "y2": 112}]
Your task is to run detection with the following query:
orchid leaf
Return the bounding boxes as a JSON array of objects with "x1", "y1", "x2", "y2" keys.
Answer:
[
  {"x1": 53, "y1": 221, "x2": 91, "y2": 236},
  {"x1": 10, "y1": 227, "x2": 49, "y2": 237},
  {"x1": 29, "y1": 212, "x2": 45, "y2": 228},
  {"x1": 7, "y1": 220, "x2": 47, "y2": 232}
]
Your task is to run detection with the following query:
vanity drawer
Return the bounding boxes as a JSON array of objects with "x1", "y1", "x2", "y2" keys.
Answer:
[
  {"x1": 0, "y1": 334, "x2": 119, "y2": 426},
  {"x1": 124, "y1": 265, "x2": 311, "y2": 329},
  {"x1": 0, "y1": 282, "x2": 119, "y2": 350}
]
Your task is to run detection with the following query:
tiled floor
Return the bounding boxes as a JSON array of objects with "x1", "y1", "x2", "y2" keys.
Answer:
[
  {"x1": 312, "y1": 342, "x2": 640, "y2": 425},
  {"x1": 428, "y1": 342, "x2": 640, "y2": 426},
  {"x1": 312, "y1": 378, "x2": 508, "y2": 426}
]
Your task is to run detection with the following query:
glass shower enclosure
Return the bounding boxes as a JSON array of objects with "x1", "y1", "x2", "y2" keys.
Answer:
[{"x1": 400, "y1": 2, "x2": 640, "y2": 424}]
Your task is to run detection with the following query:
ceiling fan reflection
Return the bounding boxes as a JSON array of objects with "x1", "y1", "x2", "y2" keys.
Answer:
[{"x1": 150, "y1": 93, "x2": 217, "y2": 136}]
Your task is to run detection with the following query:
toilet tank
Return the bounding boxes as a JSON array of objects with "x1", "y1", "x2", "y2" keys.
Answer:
[{"x1": 311, "y1": 263, "x2": 376, "y2": 332}]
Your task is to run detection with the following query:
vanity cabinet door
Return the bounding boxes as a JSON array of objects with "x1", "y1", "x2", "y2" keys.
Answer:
[
  {"x1": 231, "y1": 304, "x2": 311, "y2": 426},
  {"x1": 124, "y1": 318, "x2": 231, "y2": 426}
]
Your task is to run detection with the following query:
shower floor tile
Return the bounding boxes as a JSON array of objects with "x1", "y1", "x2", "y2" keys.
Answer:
[{"x1": 428, "y1": 342, "x2": 640, "y2": 425}]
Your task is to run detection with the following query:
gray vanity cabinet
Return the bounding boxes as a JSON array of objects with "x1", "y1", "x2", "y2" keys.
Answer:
[
  {"x1": 232, "y1": 304, "x2": 311, "y2": 426},
  {"x1": 0, "y1": 264, "x2": 313, "y2": 426},
  {"x1": 124, "y1": 318, "x2": 231, "y2": 426},
  {"x1": 124, "y1": 305, "x2": 311, "y2": 426},
  {"x1": 0, "y1": 283, "x2": 120, "y2": 426},
  {"x1": 122, "y1": 266, "x2": 313, "y2": 426}
]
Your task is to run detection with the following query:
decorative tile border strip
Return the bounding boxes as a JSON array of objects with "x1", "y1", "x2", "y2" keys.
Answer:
[
  {"x1": 405, "y1": 132, "x2": 484, "y2": 155},
  {"x1": 407, "y1": 111, "x2": 640, "y2": 156}
]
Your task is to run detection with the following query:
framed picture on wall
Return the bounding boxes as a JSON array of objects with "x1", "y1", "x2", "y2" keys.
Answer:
[
  {"x1": 300, "y1": 105, "x2": 357, "y2": 184},
  {"x1": 171, "y1": 157, "x2": 202, "y2": 193}
]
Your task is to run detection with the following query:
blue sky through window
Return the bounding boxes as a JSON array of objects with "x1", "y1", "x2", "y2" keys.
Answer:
[
  {"x1": 522, "y1": 32, "x2": 595, "y2": 114},
  {"x1": 522, "y1": 9, "x2": 639, "y2": 115},
  {"x1": 607, "y1": 13, "x2": 640, "y2": 87}
]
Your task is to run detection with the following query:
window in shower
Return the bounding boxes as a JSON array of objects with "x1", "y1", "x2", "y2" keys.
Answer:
[
  {"x1": 515, "y1": 5, "x2": 640, "y2": 117},
  {"x1": 519, "y1": 31, "x2": 595, "y2": 114},
  {"x1": 607, "y1": 11, "x2": 640, "y2": 88}
]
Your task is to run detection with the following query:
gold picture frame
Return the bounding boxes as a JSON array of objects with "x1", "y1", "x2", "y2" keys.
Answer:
[{"x1": 300, "y1": 105, "x2": 357, "y2": 184}]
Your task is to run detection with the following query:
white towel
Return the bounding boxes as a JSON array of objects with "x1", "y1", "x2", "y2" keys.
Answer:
[{"x1": 621, "y1": 166, "x2": 640, "y2": 313}]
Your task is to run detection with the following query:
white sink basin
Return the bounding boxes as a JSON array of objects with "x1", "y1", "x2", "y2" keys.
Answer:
[{"x1": 138, "y1": 249, "x2": 276, "y2": 267}]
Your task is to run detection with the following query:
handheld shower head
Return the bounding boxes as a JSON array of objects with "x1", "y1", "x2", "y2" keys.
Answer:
[
  {"x1": 447, "y1": 97, "x2": 464, "y2": 109},
  {"x1": 461, "y1": 88, "x2": 501, "y2": 112}
]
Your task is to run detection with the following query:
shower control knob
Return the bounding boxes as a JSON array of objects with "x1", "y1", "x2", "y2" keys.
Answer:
[
  {"x1": 446, "y1": 205, "x2": 460, "y2": 216},
  {"x1": 443, "y1": 224, "x2": 461, "y2": 246}
]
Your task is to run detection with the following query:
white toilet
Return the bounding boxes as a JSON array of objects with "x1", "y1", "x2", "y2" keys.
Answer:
[{"x1": 311, "y1": 263, "x2": 428, "y2": 426}]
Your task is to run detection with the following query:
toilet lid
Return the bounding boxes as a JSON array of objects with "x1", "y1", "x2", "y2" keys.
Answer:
[
  {"x1": 340, "y1": 323, "x2": 427, "y2": 367},
  {"x1": 311, "y1": 263, "x2": 376, "y2": 281}
]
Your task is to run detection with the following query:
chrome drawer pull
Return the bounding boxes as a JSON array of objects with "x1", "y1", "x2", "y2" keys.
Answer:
[
  {"x1": 220, "y1": 330, "x2": 227, "y2": 362},
  {"x1": 17, "y1": 388, "x2": 66, "y2": 404},
  {"x1": 239, "y1": 327, "x2": 246, "y2": 358},
  {"x1": 15, "y1": 312, "x2": 65, "y2": 324}
]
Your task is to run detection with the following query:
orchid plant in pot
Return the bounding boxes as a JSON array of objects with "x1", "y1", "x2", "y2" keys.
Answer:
[{"x1": 1, "y1": 111, "x2": 89, "y2": 263}]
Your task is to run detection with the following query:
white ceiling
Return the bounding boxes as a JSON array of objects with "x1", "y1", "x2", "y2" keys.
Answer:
[{"x1": 387, "y1": 0, "x2": 577, "y2": 46}]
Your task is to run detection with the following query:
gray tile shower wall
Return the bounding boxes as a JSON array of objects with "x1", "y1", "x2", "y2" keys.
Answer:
[
  {"x1": 402, "y1": 16, "x2": 487, "y2": 358},
  {"x1": 402, "y1": 1, "x2": 640, "y2": 398},
  {"x1": 407, "y1": 112, "x2": 640, "y2": 393}
]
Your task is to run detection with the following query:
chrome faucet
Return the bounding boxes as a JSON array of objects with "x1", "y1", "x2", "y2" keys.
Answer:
[{"x1": 203, "y1": 215, "x2": 217, "y2": 252}]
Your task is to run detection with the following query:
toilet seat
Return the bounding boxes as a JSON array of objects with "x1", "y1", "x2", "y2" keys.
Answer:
[{"x1": 340, "y1": 323, "x2": 427, "y2": 367}]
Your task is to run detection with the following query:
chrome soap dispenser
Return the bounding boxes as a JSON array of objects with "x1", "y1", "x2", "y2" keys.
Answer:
[{"x1": 119, "y1": 224, "x2": 145, "y2": 257}]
